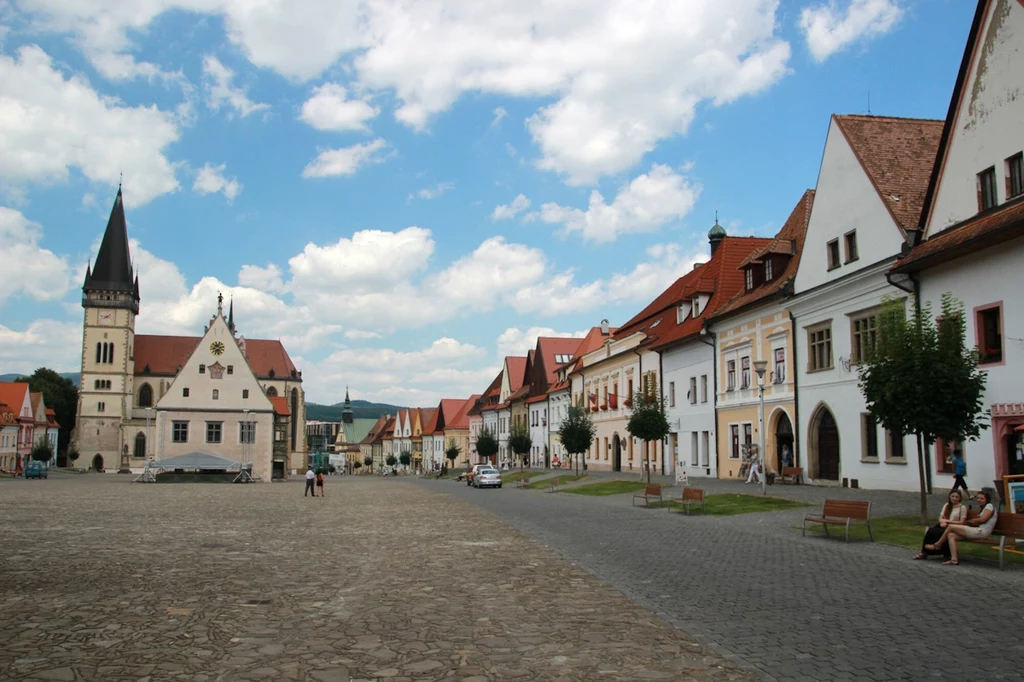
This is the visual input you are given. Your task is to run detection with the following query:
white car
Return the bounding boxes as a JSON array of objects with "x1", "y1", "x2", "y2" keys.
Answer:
[{"x1": 473, "y1": 468, "x2": 502, "y2": 489}]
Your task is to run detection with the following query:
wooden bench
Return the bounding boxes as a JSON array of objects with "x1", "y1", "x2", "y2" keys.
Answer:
[
  {"x1": 668, "y1": 487, "x2": 705, "y2": 515},
  {"x1": 803, "y1": 499, "x2": 873, "y2": 542},
  {"x1": 632, "y1": 483, "x2": 663, "y2": 507},
  {"x1": 547, "y1": 477, "x2": 560, "y2": 493},
  {"x1": 779, "y1": 466, "x2": 803, "y2": 485},
  {"x1": 960, "y1": 508, "x2": 1024, "y2": 570}
]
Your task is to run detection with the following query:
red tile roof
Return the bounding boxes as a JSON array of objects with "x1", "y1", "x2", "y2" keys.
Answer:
[
  {"x1": 134, "y1": 335, "x2": 299, "y2": 380},
  {"x1": 45, "y1": 408, "x2": 59, "y2": 428},
  {"x1": 446, "y1": 395, "x2": 480, "y2": 430},
  {"x1": 833, "y1": 115, "x2": 943, "y2": 234},
  {"x1": 566, "y1": 326, "x2": 617, "y2": 372},
  {"x1": 525, "y1": 394, "x2": 548, "y2": 404},
  {"x1": 535, "y1": 336, "x2": 585, "y2": 385},
  {"x1": 505, "y1": 356, "x2": 528, "y2": 393},
  {"x1": 30, "y1": 391, "x2": 42, "y2": 415},
  {"x1": 360, "y1": 415, "x2": 389, "y2": 445},
  {"x1": 0, "y1": 383, "x2": 29, "y2": 419},
  {"x1": 894, "y1": 194, "x2": 1024, "y2": 273},
  {"x1": 712, "y1": 191, "x2": 815, "y2": 321},
  {"x1": 269, "y1": 396, "x2": 291, "y2": 416}
]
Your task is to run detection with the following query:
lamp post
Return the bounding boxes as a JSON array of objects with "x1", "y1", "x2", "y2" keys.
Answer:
[{"x1": 753, "y1": 359, "x2": 768, "y2": 496}]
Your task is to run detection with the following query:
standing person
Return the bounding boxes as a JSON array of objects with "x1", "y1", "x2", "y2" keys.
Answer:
[
  {"x1": 913, "y1": 490, "x2": 968, "y2": 560},
  {"x1": 781, "y1": 444, "x2": 794, "y2": 469},
  {"x1": 925, "y1": 490, "x2": 997, "y2": 566},
  {"x1": 950, "y1": 450, "x2": 968, "y2": 494},
  {"x1": 746, "y1": 446, "x2": 762, "y2": 484},
  {"x1": 316, "y1": 469, "x2": 325, "y2": 497},
  {"x1": 304, "y1": 467, "x2": 315, "y2": 497}
]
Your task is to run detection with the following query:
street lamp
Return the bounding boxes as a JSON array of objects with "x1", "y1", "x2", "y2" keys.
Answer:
[{"x1": 753, "y1": 359, "x2": 768, "y2": 496}]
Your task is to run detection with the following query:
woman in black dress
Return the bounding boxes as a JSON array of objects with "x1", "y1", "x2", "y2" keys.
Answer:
[{"x1": 912, "y1": 490, "x2": 967, "y2": 560}]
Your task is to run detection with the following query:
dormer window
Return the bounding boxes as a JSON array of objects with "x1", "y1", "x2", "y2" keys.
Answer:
[
  {"x1": 677, "y1": 303, "x2": 689, "y2": 324},
  {"x1": 1007, "y1": 152, "x2": 1023, "y2": 199},
  {"x1": 692, "y1": 299, "x2": 701, "y2": 317},
  {"x1": 745, "y1": 268, "x2": 754, "y2": 291},
  {"x1": 764, "y1": 258, "x2": 773, "y2": 282},
  {"x1": 978, "y1": 167, "x2": 997, "y2": 210}
]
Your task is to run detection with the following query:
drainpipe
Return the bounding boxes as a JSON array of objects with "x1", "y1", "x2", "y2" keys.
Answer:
[
  {"x1": 698, "y1": 325, "x2": 715, "y2": 478},
  {"x1": 658, "y1": 349, "x2": 666, "y2": 476},
  {"x1": 789, "y1": 312, "x2": 801, "y2": 473}
]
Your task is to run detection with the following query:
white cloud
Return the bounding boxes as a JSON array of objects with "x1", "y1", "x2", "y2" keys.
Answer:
[
  {"x1": 238, "y1": 263, "x2": 285, "y2": 293},
  {"x1": 496, "y1": 326, "x2": 584, "y2": 359},
  {"x1": 411, "y1": 181, "x2": 455, "y2": 201},
  {"x1": 0, "y1": 206, "x2": 71, "y2": 304},
  {"x1": 800, "y1": 0, "x2": 903, "y2": 62},
  {"x1": 192, "y1": 163, "x2": 242, "y2": 202},
  {"x1": 299, "y1": 82, "x2": 379, "y2": 132},
  {"x1": 504, "y1": 143, "x2": 517, "y2": 158},
  {"x1": 202, "y1": 55, "x2": 269, "y2": 118},
  {"x1": 15, "y1": 0, "x2": 792, "y2": 185},
  {"x1": 491, "y1": 106, "x2": 508, "y2": 125},
  {"x1": 301, "y1": 138, "x2": 390, "y2": 178},
  {"x1": 539, "y1": 164, "x2": 699, "y2": 243},
  {"x1": 344, "y1": 329, "x2": 382, "y2": 340},
  {"x1": 492, "y1": 193, "x2": 531, "y2": 221},
  {"x1": 0, "y1": 45, "x2": 180, "y2": 206},
  {"x1": 0, "y1": 320, "x2": 82, "y2": 373}
]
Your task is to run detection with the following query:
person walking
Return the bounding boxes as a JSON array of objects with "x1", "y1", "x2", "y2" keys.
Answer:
[
  {"x1": 316, "y1": 469, "x2": 325, "y2": 497},
  {"x1": 950, "y1": 450, "x2": 968, "y2": 494},
  {"x1": 745, "y1": 445, "x2": 762, "y2": 484},
  {"x1": 304, "y1": 467, "x2": 315, "y2": 497}
]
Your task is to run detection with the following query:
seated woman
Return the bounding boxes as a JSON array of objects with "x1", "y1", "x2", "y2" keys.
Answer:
[
  {"x1": 913, "y1": 490, "x2": 967, "y2": 560},
  {"x1": 924, "y1": 490, "x2": 998, "y2": 566}
]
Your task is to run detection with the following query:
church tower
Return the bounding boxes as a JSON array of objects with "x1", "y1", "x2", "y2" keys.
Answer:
[
  {"x1": 76, "y1": 187, "x2": 140, "y2": 472},
  {"x1": 342, "y1": 388, "x2": 354, "y2": 425}
]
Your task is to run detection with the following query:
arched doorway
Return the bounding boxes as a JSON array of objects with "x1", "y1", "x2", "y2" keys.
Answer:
[
  {"x1": 92, "y1": 454, "x2": 104, "y2": 472},
  {"x1": 612, "y1": 433, "x2": 622, "y2": 472},
  {"x1": 133, "y1": 432, "x2": 146, "y2": 459},
  {"x1": 812, "y1": 407, "x2": 840, "y2": 481},
  {"x1": 772, "y1": 410, "x2": 794, "y2": 471}
]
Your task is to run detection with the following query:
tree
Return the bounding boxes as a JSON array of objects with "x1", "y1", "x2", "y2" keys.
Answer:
[
  {"x1": 858, "y1": 294, "x2": 988, "y2": 523},
  {"x1": 385, "y1": 454, "x2": 398, "y2": 468},
  {"x1": 399, "y1": 451, "x2": 412, "y2": 469},
  {"x1": 328, "y1": 464, "x2": 337, "y2": 474},
  {"x1": 363, "y1": 454, "x2": 373, "y2": 473},
  {"x1": 476, "y1": 427, "x2": 498, "y2": 465},
  {"x1": 558, "y1": 406, "x2": 597, "y2": 476},
  {"x1": 31, "y1": 440, "x2": 53, "y2": 463},
  {"x1": 627, "y1": 375, "x2": 670, "y2": 483},
  {"x1": 16, "y1": 368, "x2": 77, "y2": 455},
  {"x1": 353, "y1": 460, "x2": 363, "y2": 472},
  {"x1": 445, "y1": 438, "x2": 461, "y2": 469},
  {"x1": 508, "y1": 421, "x2": 532, "y2": 470}
]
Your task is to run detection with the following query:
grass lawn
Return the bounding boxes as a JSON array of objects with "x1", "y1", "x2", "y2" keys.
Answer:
[
  {"x1": 801, "y1": 515, "x2": 1024, "y2": 565},
  {"x1": 649, "y1": 493, "x2": 813, "y2": 516},
  {"x1": 502, "y1": 471, "x2": 545, "y2": 484},
  {"x1": 527, "y1": 474, "x2": 587, "y2": 490},
  {"x1": 564, "y1": 480, "x2": 648, "y2": 496}
]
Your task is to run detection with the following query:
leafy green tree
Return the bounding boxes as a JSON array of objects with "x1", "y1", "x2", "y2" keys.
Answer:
[
  {"x1": 385, "y1": 454, "x2": 398, "y2": 468},
  {"x1": 558, "y1": 406, "x2": 597, "y2": 476},
  {"x1": 627, "y1": 375, "x2": 669, "y2": 483},
  {"x1": 859, "y1": 295, "x2": 988, "y2": 523},
  {"x1": 399, "y1": 451, "x2": 412, "y2": 468},
  {"x1": 31, "y1": 440, "x2": 53, "y2": 463},
  {"x1": 476, "y1": 427, "x2": 498, "y2": 465},
  {"x1": 508, "y1": 421, "x2": 533, "y2": 469},
  {"x1": 16, "y1": 368, "x2": 77, "y2": 454},
  {"x1": 353, "y1": 460, "x2": 363, "y2": 472},
  {"x1": 445, "y1": 438, "x2": 461, "y2": 469},
  {"x1": 363, "y1": 454, "x2": 373, "y2": 473}
]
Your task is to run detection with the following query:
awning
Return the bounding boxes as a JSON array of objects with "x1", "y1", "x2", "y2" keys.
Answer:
[{"x1": 150, "y1": 452, "x2": 241, "y2": 470}]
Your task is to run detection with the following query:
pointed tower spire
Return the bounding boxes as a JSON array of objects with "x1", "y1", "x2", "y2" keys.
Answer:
[
  {"x1": 228, "y1": 297, "x2": 235, "y2": 333},
  {"x1": 342, "y1": 386, "x2": 354, "y2": 424},
  {"x1": 83, "y1": 186, "x2": 139, "y2": 312}
]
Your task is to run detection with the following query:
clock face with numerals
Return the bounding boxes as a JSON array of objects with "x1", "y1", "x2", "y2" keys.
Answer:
[
  {"x1": 210, "y1": 341, "x2": 226, "y2": 356},
  {"x1": 98, "y1": 311, "x2": 114, "y2": 326}
]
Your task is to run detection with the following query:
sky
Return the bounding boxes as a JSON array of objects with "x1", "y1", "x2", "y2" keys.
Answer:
[{"x1": 0, "y1": 0, "x2": 977, "y2": 406}]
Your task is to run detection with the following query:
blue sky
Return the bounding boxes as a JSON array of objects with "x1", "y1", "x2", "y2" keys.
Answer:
[{"x1": 0, "y1": 0, "x2": 975, "y2": 405}]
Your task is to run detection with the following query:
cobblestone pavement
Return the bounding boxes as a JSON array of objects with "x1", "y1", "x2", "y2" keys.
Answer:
[
  {"x1": 1, "y1": 475, "x2": 754, "y2": 682},
  {"x1": 421, "y1": 477, "x2": 1024, "y2": 682}
]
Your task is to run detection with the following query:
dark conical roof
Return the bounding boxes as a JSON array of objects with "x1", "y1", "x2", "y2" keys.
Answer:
[{"x1": 84, "y1": 188, "x2": 136, "y2": 296}]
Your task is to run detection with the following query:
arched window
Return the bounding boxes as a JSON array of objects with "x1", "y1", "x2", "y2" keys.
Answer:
[
  {"x1": 266, "y1": 386, "x2": 278, "y2": 397},
  {"x1": 133, "y1": 432, "x2": 146, "y2": 459},
  {"x1": 95, "y1": 343, "x2": 102, "y2": 363},
  {"x1": 138, "y1": 383, "x2": 153, "y2": 408}
]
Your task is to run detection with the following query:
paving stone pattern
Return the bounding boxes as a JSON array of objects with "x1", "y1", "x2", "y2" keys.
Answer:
[
  {"x1": 1, "y1": 475, "x2": 753, "y2": 682},
  {"x1": 424, "y1": 477, "x2": 1024, "y2": 682}
]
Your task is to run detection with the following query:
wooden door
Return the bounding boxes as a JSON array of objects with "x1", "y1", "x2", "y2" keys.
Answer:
[{"x1": 817, "y1": 411, "x2": 840, "y2": 480}]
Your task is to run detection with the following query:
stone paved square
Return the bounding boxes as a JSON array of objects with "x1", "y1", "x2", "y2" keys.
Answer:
[{"x1": 1, "y1": 475, "x2": 753, "y2": 682}]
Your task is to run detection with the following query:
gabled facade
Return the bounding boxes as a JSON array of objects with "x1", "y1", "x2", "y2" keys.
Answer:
[
  {"x1": 708, "y1": 191, "x2": 814, "y2": 479},
  {"x1": 894, "y1": 0, "x2": 1024, "y2": 487},
  {"x1": 789, "y1": 114, "x2": 942, "y2": 490},
  {"x1": 525, "y1": 336, "x2": 585, "y2": 468},
  {"x1": 0, "y1": 382, "x2": 34, "y2": 472}
]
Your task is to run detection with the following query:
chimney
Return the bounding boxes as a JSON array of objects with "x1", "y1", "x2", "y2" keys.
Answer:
[
  {"x1": 692, "y1": 262, "x2": 706, "y2": 271},
  {"x1": 600, "y1": 319, "x2": 610, "y2": 335}
]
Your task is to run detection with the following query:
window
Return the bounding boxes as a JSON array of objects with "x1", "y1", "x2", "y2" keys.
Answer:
[
  {"x1": 94, "y1": 379, "x2": 112, "y2": 390},
  {"x1": 886, "y1": 430, "x2": 905, "y2": 461},
  {"x1": 691, "y1": 432, "x2": 699, "y2": 466},
  {"x1": 627, "y1": 378, "x2": 633, "y2": 399},
  {"x1": 206, "y1": 422, "x2": 222, "y2": 444},
  {"x1": 740, "y1": 357, "x2": 751, "y2": 389},
  {"x1": 692, "y1": 299, "x2": 700, "y2": 317},
  {"x1": 764, "y1": 258, "x2": 773, "y2": 282},
  {"x1": 745, "y1": 268, "x2": 754, "y2": 291},
  {"x1": 773, "y1": 348, "x2": 785, "y2": 384},
  {"x1": 851, "y1": 312, "x2": 879, "y2": 363},
  {"x1": 808, "y1": 323, "x2": 833, "y2": 371},
  {"x1": 701, "y1": 431, "x2": 710, "y2": 467},
  {"x1": 182, "y1": 387, "x2": 190, "y2": 397},
  {"x1": 242, "y1": 389, "x2": 249, "y2": 399},
  {"x1": 689, "y1": 377, "x2": 697, "y2": 404},
  {"x1": 726, "y1": 360, "x2": 736, "y2": 391},
  {"x1": 227, "y1": 365, "x2": 234, "y2": 375},
  {"x1": 844, "y1": 231, "x2": 859, "y2": 263},
  {"x1": 861, "y1": 414, "x2": 878, "y2": 461},
  {"x1": 700, "y1": 375, "x2": 708, "y2": 402},
  {"x1": 138, "y1": 383, "x2": 153, "y2": 407},
  {"x1": 667, "y1": 381, "x2": 676, "y2": 407},
  {"x1": 199, "y1": 364, "x2": 206, "y2": 374},
  {"x1": 275, "y1": 424, "x2": 287, "y2": 442},
  {"x1": 730, "y1": 425, "x2": 740, "y2": 459},
  {"x1": 97, "y1": 401, "x2": 105, "y2": 412},
  {"x1": 172, "y1": 421, "x2": 188, "y2": 443},
  {"x1": 827, "y1": 239, "x2": 841, "y2": 270},
  {"x1": 1008, "y1": 152, "x2": 1024, "y2": 198},
  {"x1": 212, "y1": 389, "x2": 219, "y2": 400},
  {"x1": 976, "y1": 304, "x2": 1003, "y2": 364},
  {"x1": 266, "y1": 386, "x2": 278, "y2": 397},
  {"x1": 240, "y1": 421, "x2": 256, "y2": 444},
  {"x1": 978, "y1": 167, "x2": 998, "y2": 210},
  {"x1": 743, "y1": 424, "x2": 753, "y2": 452}
]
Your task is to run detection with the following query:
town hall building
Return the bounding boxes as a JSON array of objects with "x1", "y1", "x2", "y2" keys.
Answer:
[{"x1": 73, "y1": 188, "x2": 306, "y2": 480}]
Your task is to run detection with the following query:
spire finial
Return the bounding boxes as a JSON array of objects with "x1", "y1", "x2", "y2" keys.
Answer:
[
  {"x1": 119, "y1": 172, "x2": 122, "y2": 191},
  {"x1": 715, "y1": 209, "x2": 718, "y2": 223},
  {"x1": 217, "y1": 291, "x2": 223, "y2": 315}
]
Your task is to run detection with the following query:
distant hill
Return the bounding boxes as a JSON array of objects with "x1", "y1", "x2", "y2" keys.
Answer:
[
  {"x1": 0, "y1": 372, "x2": 80, "y2": 387},
  {"x1": 306, "y1": 400, "x2": 407, "y2": 422}
]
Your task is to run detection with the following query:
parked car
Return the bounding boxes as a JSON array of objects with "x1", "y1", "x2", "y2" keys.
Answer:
[
  {"x1": 25, "y1": 461, "x2": 48, "y2": 479},
  {"x1": 473, "y1": 467, "x2": 502, "y2": 489},
  {"x1": 467, "y1": 464, "x2": 491, "y2": 486}
]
